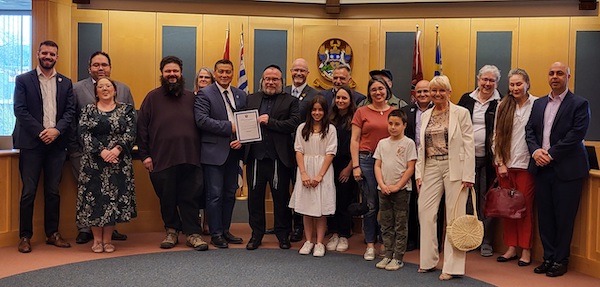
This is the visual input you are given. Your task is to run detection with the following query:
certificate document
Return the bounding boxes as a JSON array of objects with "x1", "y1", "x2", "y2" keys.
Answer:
[{"x1": 234, "y1": 109, "x2": 262, "y2": 143}]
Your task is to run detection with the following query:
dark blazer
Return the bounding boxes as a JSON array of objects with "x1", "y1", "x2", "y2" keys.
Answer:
[
  {"x1": 244, "y1": 91, "x2": 300, "y2": 168},
  {"x1": 321, "y1": 88, "x2": 366, "y2": 108},
  {"x1": 69, "y1": 77, "x2": 135, "y2": 154},
  {"x1": 195, "y1": 83, "x2": 247, "y2": 166},
  {"x1": 525, "y1": 90, "x2": 590, "y2": 181},
  {"x1": 401, "y1": 102, "x2": 433, "y2": 141},
  {"x1": 13, "y1": 69, "x2": 75, "y2": 149},
  {"x1": 283, "y1": 84, "x2": 319, "y2": 121}
]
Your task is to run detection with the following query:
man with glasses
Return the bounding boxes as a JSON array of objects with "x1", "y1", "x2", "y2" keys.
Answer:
[
  {"x1": 245, "y1": 65, "x2": 300, "y2": 250},
  {"x1": 69, "y1": 51, "x2": 134, "y2": 244}
]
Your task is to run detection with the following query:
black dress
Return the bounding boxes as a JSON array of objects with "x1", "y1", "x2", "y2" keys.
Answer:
[{"x1": 76, "y1": 103, "x2": 137, "y2": 227}]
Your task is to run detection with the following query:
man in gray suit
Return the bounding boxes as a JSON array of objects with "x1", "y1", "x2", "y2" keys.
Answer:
[{"x1": 68, "y1": 51, "x2": 134, "y2": 244}]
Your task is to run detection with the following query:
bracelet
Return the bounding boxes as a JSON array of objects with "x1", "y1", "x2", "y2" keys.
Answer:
[{"x1": 352, "y1": 166, "x2": 360, "y2": 170}]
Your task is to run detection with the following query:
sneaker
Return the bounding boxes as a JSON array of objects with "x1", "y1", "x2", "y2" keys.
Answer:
[
  {"x1": 378, "y1": 244, "x2": 386, "y2": 258},
  {"x1": 313, "y1": 243, "x2": 325, "y2": 257},
  {"x1": 376, "y1": 257, "x2": 392, "y2": 269},
  {"x1": 326, "y1": 234, "x2": 339, "y2": 251},
  {"x1": 160, "y1": 228, "x2": 178, "y2": 249},
  {"x1": 364, "y1": 247, "x2": 376, "y2": 261},
  {"x1": 299, "y1": 241, "x2": 314, "y2": 255},
  {"x1": 336, "y1": 237, "x2": 349, "y2": 252},
  {"x1": 385, "y1": 259, "x2": 404, "y2": 271},
  {"x1": 186, "y1": 234, "x2": 208, "y2": 251},
  {"x1": 480, "y1": 243, "x2": 493, "y2": 257}
]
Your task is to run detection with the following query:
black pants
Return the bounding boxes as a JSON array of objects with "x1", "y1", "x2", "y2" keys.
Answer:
[
  {"x1": 467, "y1": 156, "x2": 496, "y2": 246},
  {"x1": 149, "y1": 164, "x2": 203, "y2": 235},
  {"x1": 247, "y1": 157, "x2": 292, "y2": 242},
  {"x1": 327, "y1": 159, "x2": 357, "y2": 238},
  {"x1": 536, "y1": 166, "x2": 583, "y2": 263},
  {"x1": 19, "y1": 145, "x2": 66, "y2": 238}
]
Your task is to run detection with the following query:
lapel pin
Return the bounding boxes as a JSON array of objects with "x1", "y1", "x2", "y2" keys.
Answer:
[{"x1": 58, "y1": 77, "x2": 62, "y2": 82}]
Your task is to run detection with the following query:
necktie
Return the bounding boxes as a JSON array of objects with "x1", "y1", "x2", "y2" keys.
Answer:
[
  {"x1": 292, "y1": 88, "x2": 299, "y2": 98},
  {"x1": 223, "y1": 90, "x2": 236, "y2": 112}
]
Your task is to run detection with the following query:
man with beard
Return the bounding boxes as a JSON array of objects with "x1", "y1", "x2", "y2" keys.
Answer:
[
  {"x1": 137, "y1": 56, "x2": 207, "y2": 251},
  {"x1": 321, "y1": 65, "x2": 365, "y2": 106},
  {"x1": 245, "y1": 65, "x2": 300, "y2": 250},
  {"x1": 283, "y1": 58, "x2": 319, "y2": 242},
  {"x1": 69, "y1": 51, "x2": 133, "y2": 244},
  {"x1": 195, "y1": 59, "x2": 247, "y2": 248},
  {"x1": 14, "y1": 40, "x2": 75, "y2": 253}
]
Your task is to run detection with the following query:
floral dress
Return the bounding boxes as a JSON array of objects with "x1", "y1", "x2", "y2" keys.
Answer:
[{"x1": 76, "y1": 103, "x2": 137, "y2": 227}]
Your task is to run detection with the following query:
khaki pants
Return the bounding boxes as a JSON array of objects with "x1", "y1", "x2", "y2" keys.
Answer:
[{"x1": 418, "y1": 158, "x2": 468, "y2": 275}]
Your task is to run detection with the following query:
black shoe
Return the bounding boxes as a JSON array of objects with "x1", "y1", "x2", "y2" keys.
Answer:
[
  {"x1": 546, "y1": 262, "x2": 568, "y2": 277},
  {"x1": 534, "y1": 260, "x2": 554, "y2": 274},
  {"x1": 496, "y1": 255, "x2": 518, "y2": 262},
  {"x1": 76, "y1": 232, "x2": 93, "y2": 244},
  {"x1": 518, "y1": 260, "x2": 531, "y2": 267},
  {"x1": 111, "y1": 230, "x2": 127, "y2": 241},
  {"x1": 279, "y1": 239, "x2": 291, "y2": 249},
  {"x1": 246, "y1": 237, "x2": 262, "y2": 250},
  {"x1": 290, "y1": 228, "x2": 303, "y2": 242},
  {"x1": 223, "y1": 231, "x2": 243, "y2": 244},
  {"x1": 265, "y1": 228, "x2": 275, "y2": 235},
  {"x1": 211, "y1": 235, "x2": 229, "y2": 248}
]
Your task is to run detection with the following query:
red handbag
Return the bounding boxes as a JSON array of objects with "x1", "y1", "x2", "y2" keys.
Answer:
[{"x1": 484, "y1": 178, "x2": 526, "y2": 219}]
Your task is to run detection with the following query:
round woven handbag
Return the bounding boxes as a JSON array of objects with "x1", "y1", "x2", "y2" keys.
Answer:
[{"x1": 447, "y1": 187, "x2": 484, "y2": 252}]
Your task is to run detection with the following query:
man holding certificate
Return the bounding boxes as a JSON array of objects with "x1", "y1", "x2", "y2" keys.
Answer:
[
  {"x1": 245, "y1": 64, "x2": 300, "y2": 250},
  {"x1": 194, "y1": 59, "x2": 248, "y2": 249}
]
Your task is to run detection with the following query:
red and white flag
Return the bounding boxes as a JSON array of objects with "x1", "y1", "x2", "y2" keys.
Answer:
[
  {"x1": 223, "y1": 25, "x2": 230, "y2": 60},
  {"x1": 411, "y1": 30, "x2": 423, "y2": 103}
]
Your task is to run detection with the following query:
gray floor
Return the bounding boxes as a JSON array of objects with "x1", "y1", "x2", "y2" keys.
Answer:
[{"x1": 0, "y1": 249, "x2": 493, "y2": 287}]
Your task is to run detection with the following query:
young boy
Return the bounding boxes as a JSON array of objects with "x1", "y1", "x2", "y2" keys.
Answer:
[{"x1": 373, "y1": 109, "x2": 417, "y2": 270}]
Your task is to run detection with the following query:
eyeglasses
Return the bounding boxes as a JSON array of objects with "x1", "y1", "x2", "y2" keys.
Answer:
[
  {"x1": 479, "y1": 77, "x2": 497, "y2": 83},
  {"x1": 197, "y1": 76, "x2": 212, "y2": 79},
  {"x1": 291, "y1": 68, "x2": 307, "y2": 73},
  {"x1": 97, "y1": 84, "x2": 113, "y2": 89},
  {"x1": 369, "y1": 86, "x2": 386, "y2": 93},
  {"x1": 263, "y1": 77, "x2": 281, "y2": 83}
]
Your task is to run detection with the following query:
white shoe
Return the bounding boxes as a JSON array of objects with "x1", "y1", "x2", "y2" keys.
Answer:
[
  {"x1": 313, "y1": 243, "x2": 325, "y2": 257},
  {"x1": 299, "y1": 241, "x2": 314, "y2": 255},
  {"x1": 376, "y1": 257, "x2": 392, "y2": 269},
  {"x1": 385, "y1": 259, "x2": 404, "y2": 271},
  {"x1": 326, "y1": 234, "x2": 339, "y2": 251},
  {"x1": 336, "y1": 237, "x2": 348, "y2": 252},
  {"x1": 364, "y1": 247, "x2": 376, "y2": 261}
]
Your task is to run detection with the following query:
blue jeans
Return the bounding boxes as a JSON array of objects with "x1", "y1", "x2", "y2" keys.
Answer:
[{"x1": 359, "y1": 153, "x2": 379, "y2": 243}]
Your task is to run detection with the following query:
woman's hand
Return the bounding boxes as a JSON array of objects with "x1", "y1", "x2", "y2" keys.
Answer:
[
  {"x1": 143, "y1": 157, "x2": 154, "y2": 172},
  {"x1": 100, "y1": 149, "x2": 118, "y2": 163},
  {"x1": 462, "y1": 181, "x2": 474, "y2": 189},
  {"x1": 416, "y1": 178, "x2": 422, "y2": 194},
  {"x1": 353, "y1": 167, "x2": 362, "y2": 181},
  {"x1": 339, "y1": 166, "x2": 352, "y2": 183},
  {"x1": 497, "y1": 165, "x2": 508, "y2": 178},
  {"x1": 312, "y1": 175, "x2": 323, "y2": 188}
]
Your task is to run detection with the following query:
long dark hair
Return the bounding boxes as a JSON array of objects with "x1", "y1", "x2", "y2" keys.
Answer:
[
  {"x1": 301, "y1": 95, "x2": 330, "y2": 141},
  {"x1": 329, "y1": 85, "x2": 356, "y2": 131},
  {"x1": 494, "y1": 68, "x2": 531, "y2": 164}
]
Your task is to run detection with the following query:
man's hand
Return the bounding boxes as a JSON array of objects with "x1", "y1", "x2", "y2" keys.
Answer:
[
  {"x1": 258, "y1": 114, "x2": 269, "y2": 125},
  {"x1": 143, "y1": 157, "x2": 154, "y2": 172},
  {"x1": 230, "y1": 139, "x2": 242, "y2": 150},
  {"x1": 39, "y1": 128, "x2": 60, "y2": 144},
  {"x1": 533, "y1": 149, "x2": 552, "y2": 167}
]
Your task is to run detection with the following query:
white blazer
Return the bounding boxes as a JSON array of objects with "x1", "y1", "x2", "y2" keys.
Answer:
[{"x1": 415, "y1": 102, "x2": 475, "y2": 183}]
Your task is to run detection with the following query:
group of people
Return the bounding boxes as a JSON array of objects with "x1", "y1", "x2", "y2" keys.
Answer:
[{"x1": 13, "y1": 39, "x2": 590, "y2": 280}]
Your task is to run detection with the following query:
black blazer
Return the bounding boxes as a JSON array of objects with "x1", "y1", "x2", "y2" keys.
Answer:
[
  {"x1": 525, "y1": 90, "x2": 590, "y2": 180},
  {"x1": 12, "y1": 69, "x2": 75, "y2": 149},
  {"x1": 244, "y1": 91, "x2": 300, "y2": 168},
  {"x1": 284, "y1": 84, "x2": 319, "y2": 121},
  {"x1": 401, "y1": 103, "x2": 433, "y2": 142}
]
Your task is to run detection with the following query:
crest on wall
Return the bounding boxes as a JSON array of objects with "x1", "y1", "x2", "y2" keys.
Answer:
[{"x1": 314, "y1": 38, "x2": 356, "y2": 89}]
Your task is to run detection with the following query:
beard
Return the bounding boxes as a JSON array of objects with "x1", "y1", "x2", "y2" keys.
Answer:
[
  {"x1": 160, "y1": 75, "x2": 185, "y2": 96},
  {"x1": 38, "y1": 58, "x2": 56, "y2": 70},
  {"x1": 262, "y1": 84, "x2": 283, "y2": 96}
]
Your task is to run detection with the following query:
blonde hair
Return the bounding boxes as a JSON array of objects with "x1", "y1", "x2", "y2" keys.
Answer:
[{"x1": 429, "y1": 75, "x2": 452, "y2": 92}]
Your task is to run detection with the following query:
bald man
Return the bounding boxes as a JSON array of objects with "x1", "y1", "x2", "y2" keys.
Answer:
[{"x1": 526, "y1": 62, "x2": 590, "y2": 277}]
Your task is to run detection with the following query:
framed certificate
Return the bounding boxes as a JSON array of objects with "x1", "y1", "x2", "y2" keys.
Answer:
[{"x1": 234, "y1": 109, "x2": 262, "y2": 143}]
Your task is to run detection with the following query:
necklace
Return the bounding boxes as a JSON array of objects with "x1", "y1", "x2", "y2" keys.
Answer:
[{"x1": 369, "y1": 104, "x2": 389, "y2": 115}]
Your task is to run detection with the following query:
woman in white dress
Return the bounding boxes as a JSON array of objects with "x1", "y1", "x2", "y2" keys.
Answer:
[{"x1": 289, "y1": 95, "x2": 337, "y2": 257}]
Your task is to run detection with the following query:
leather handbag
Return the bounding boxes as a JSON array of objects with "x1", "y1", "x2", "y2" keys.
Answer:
[
  {"x1": 347, "y1": 180, "x2": 369, "y2": 216},
  {"x1": 447, "y1": 187, "x2": 484, "y2": 252},
  {"x1": 484, "y1": 178, "x2": 526, "y2": 219}
]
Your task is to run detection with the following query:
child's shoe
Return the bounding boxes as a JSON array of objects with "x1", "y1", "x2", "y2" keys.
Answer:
[
  {"x1": 299, "y1": 241, "x2": 314, "y2": 255},
  {"x1": 376, "y1": 257, "x2": 392, "y2": 269},
  {"x1": 385, "y1": 259, "x2": 404, "y2": 271},
  {"x1": 364, "y1": 247, "x2": 376, "y2": 261}
]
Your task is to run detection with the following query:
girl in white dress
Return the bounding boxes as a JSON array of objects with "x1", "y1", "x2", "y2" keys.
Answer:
[{"x1": 289, "y1": 95, "x2": 337, "y2": 257}]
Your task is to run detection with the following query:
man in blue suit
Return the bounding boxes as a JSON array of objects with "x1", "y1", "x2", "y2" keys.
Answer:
[
  {"x1": 195, "y1": 59, "x2": 247, "y2": 248},
  {"x1": 526, "y1": 62, "x2": 590, "y2": 277},
  {"x1": 13, "y1": 40, "x2": 76, "y2": 253}
]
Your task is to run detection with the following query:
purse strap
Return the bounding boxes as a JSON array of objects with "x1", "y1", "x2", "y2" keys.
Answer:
[
  {"x1": 451, "y1": 186, "x2": 479, "y2": 223},
  {"x1": 491, "y1": 176, "x2": 515, "y2": 189}
]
